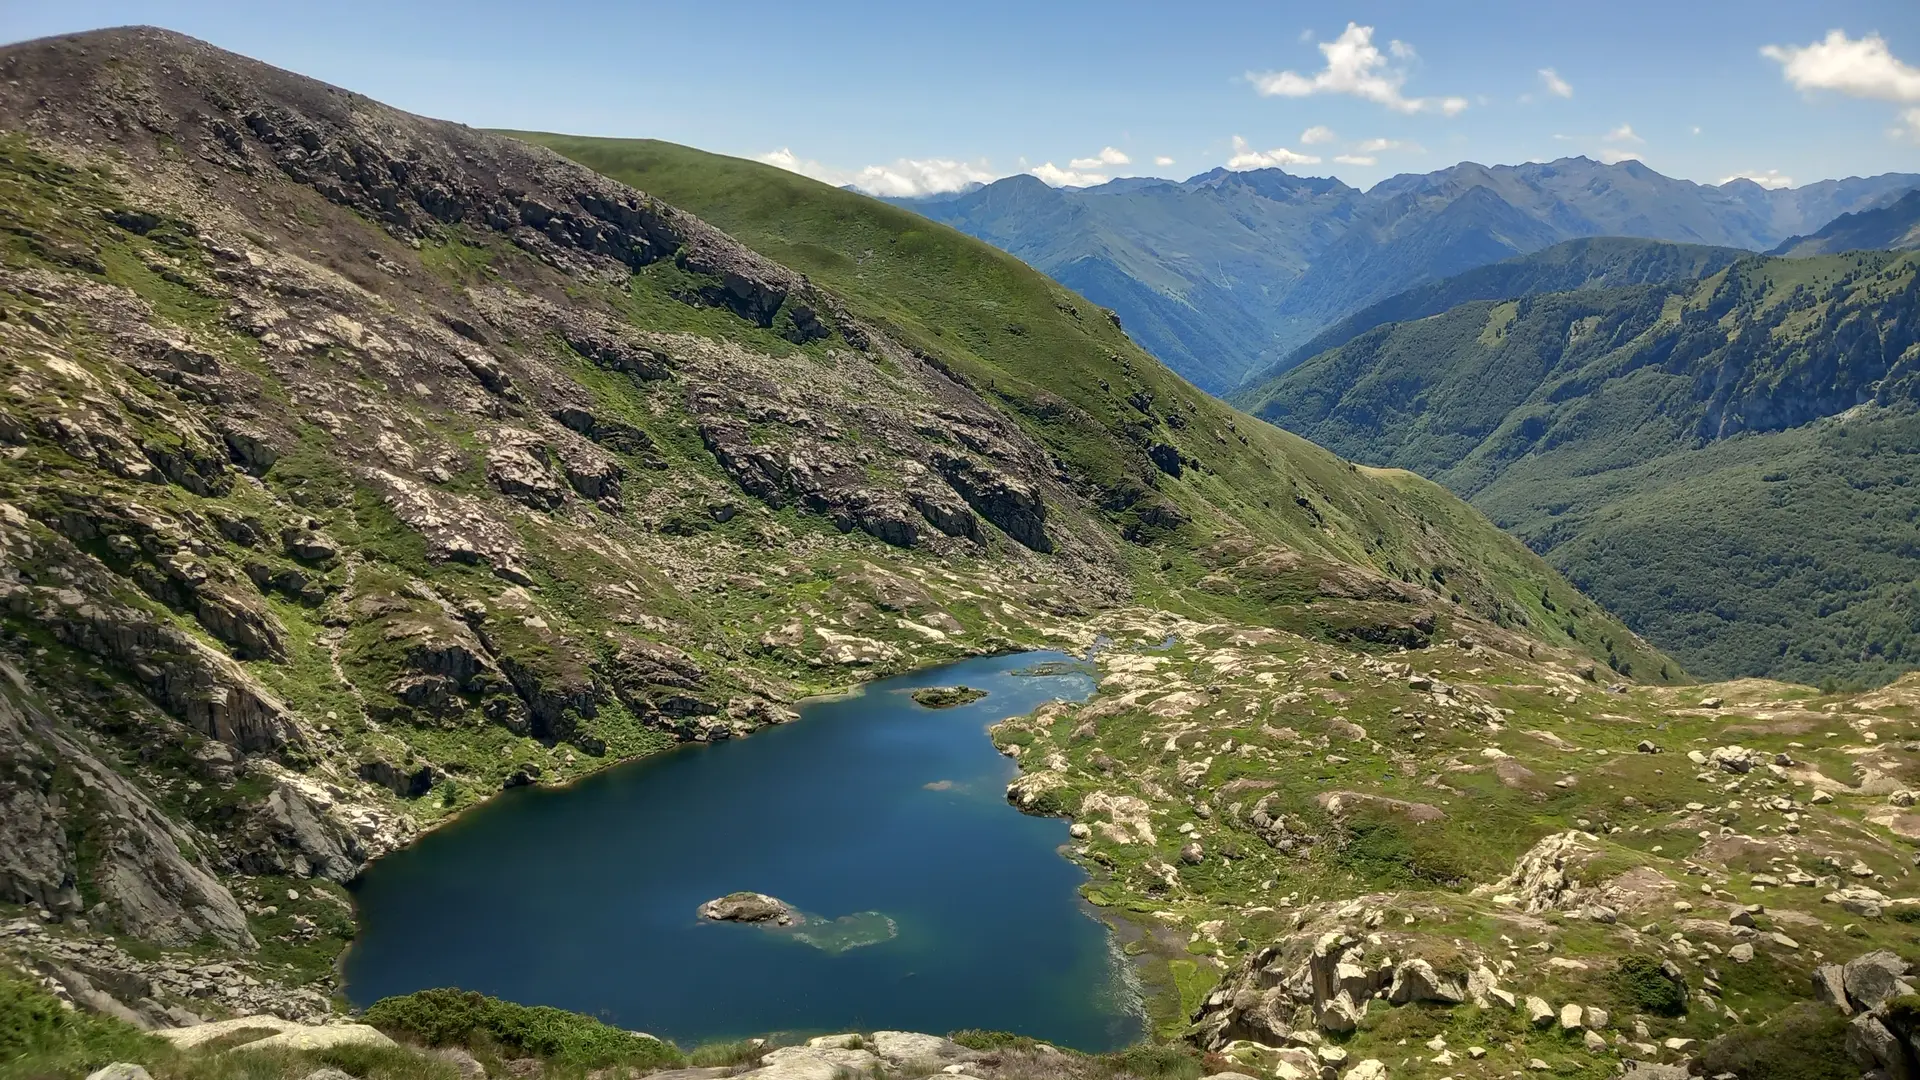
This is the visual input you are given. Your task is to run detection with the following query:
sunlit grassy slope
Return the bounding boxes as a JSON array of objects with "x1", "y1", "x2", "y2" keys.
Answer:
[{"x1": 505, "y1": 133, "x2": 1676, "y2": 680}]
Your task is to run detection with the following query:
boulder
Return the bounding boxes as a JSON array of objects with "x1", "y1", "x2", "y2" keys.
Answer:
[
  {"x1": 868, "y1": 1031, "x2": 968, "y2": 1064},
  {"x1": 1812, "y1": 964, "x2": 1852, "y2": 1015},
  {"x1": 1708, "y1": 745, "x2": 1757, "y2": 773},
  {"x1": 1845, "y1": 1015, "x2": 1908, "y2": 1080},
  {"x1": 85, "y1": 1066, "x2": 153, "y2": 1080},
  {"x1": 153, "y1": 1016, "x2": 304, "y2": 1049},
  {"x1": 1387, "y1": 958, "x2": 1465, "y2": 1005},
  {"x1": 1319, "y1": 990, "x2": 1365, "y2": 1033},
  {"x1": 234, "y1": 1024, "x2": 396, "y2": 1053},
  {"x1": 1843, "y1": 950, "x2": 1911, "y2": 1012},
  {"x1": 1827, "y1": 885, "x2": 1889, "y2": 917},
  {"x1": 1344, "y1": 1061, "x2": 1388, "y2": 1080},
  {"x1": 1525, "y1": 996, "x2": 1555, "y2": 1027},
  {"x1": 738, "y1": 1046, "x2": 881, "y2": 1080}
]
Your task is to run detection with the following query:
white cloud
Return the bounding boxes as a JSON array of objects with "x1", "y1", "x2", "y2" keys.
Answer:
[
  {"x1": 1763, "y1": 30, "x2": 1920, "y2": 102},
  {"x1": 1300, "y1": 125, "x2": 1338, "y2": 144},
  {"x1": 1029, "y1": 162, "x2": 1109, "y2": 187},
  {"x1": 757, "y1": 148, "x2": 999, "y2": 197},
  {"x1": 1538, "y1": 67, "x2": 1573, "y2": 97},
  {"x1": 1154, "y1": 155, "x2": 1176, "y2": 166},
  {"x1": 1333, "y1": 154, "x2": 1377, "y2": 166},
  {"x1": 1354, "y1": 137, "x2": 1422, "y2": 154},
  {"x1": 1900, "y1": 107, "x2": 1920, "y2": 141},
  {"x1": 1691, "y1": 125, "x2": 1703, "y2": 135},
  {"x1": 1248, "y1": 22, "x2": 1468, "y2": 116},
  {"x1": 1298, "y1": 28, "x2": 1315, "y2": 43},
  {"x1": 759, "y1": 148, "x2": 832, "y2": 181},
  {"x1": 1226, "y1": 135, "x2": 1322, "y2": 170},
  {"x1": 1598, "y1": 149, "x2": 1643, "y2": 164},
  {"x1": 1068, "y1": 146, "x2": 1131, "y2": 169},
  {"x1": 1604, "y1": 123, "x2": 1643, "y2": 143},
  {"x1": 1719, "y1": 169, "x2": 1795, "y2": 189}
]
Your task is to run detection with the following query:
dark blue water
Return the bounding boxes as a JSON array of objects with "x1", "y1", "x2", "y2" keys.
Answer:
[{"x1": 343, "y1": 651, "x2": 1141, "y2": 1050}]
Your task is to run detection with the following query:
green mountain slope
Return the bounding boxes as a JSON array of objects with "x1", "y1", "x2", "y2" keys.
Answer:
[
  {"x1": 1771, "y1": 187, "x2": 1920, "y2": 256},
  {"x1": 893, "y1": 161, "x2": 1920, "y2": 392},
  {"x1": 1240, "y1": 236, "x2": 1751, "y2": 384},
  {"x1": 507, "y1": 131, "x2": 1675, "y2": 669},
  {"x1": 1243, "y1": 250, "x2": 1920, "y2": 684}
]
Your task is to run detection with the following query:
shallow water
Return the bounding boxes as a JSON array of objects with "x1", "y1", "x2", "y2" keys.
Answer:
[{"x1": 343, "y1": 650, "x2": 1142, "y2": 1050}]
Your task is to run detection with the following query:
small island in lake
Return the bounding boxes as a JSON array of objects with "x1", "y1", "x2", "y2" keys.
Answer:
[
  {"x1": 697, "y1": 892, "x2": 897, "y2": 953},
  {"x1": 911, "y1": 685, "x2": 987, "y2": 709},
  {"x1": 697, "y1": 891, "x2": 799, "y2": 926}
]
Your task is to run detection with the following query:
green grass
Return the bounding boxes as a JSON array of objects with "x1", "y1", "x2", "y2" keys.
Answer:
[
  {"x1": 1699, "y1": 1003, "x2": 1856, "y2": 1080},
  {"x1": 0, "y1": 969, "x2": 169, "y2": 1080}
]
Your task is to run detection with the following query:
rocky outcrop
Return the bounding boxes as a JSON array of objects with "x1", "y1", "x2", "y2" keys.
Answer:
[
  {"x1": 0, "y1": 681, "x2": 254, "y2": 948},
  {"x1": 0, "y1": 513, "x2": 301, "y2": 756},
  {"x1": 1809, "y1": 949, "x2": 1920, "y2": 1080},
  {"x1": 1476, "y1": 830, "x2": 1593, "y2": 913},
  {"x1": 934, "y1": 453, "x2": 1051, "y2": 553},
  {"x1": 698, "y1": 892, "x2": 798, "y2": 926}
]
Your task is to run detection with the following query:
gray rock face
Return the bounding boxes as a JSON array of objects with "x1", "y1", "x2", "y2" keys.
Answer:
[
  {"x1": 1387, "y1": 958, "x2": 1465, "y2": 1005},
  {"x1": 1844, "y1": 950, "x2": 1912, "y2": 1013},
  {"x1": 240, "y1": 781, "x2": 367, "y2": 883},
  {"x1": 1846, "y1": 1014, "x2": 1909, "y2": 1080},
  {"x1": 1813, "y1": 963, "x2": 1853, "y2": 1015},
  {"x1": 934, "y1": 453, "x2": 1051, "y2": 553},
  {"x1": 0, "y1": 682, "x2": 253, "y2": 948}
]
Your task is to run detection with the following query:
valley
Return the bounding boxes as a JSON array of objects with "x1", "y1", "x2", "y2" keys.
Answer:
[{"x1": 1239, "y1": 249, "x2": 1920, "y2": 687}]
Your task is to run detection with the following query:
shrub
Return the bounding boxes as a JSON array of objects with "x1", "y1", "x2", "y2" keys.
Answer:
[
  {"x1": 1700, "y1": 1003, "x2": 1854, "y2": 1080},
  {"x1": 361, "y1": 988, "x2": 680, "y2": 1070},
  {"x1": 950, "y1": 1030, "x2": 1043, "y2": 1052},
  {"x1": 1089, "y1": 1043, "x2": 1205, "y2": 1080},
  {"x1": 1608, "y1": 953, "x2": 1687, "y2": 1017},
  {"x1": 688, "y1": 1039, "x2": 768, "y2": 1068}
]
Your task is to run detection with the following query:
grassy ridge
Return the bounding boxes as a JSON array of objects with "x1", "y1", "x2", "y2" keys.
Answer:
[
  {"x1": 507, "y1": 133, "x2": 1675, "y2": 679},
  {"x1": 1245, "y1": 235, "x2": 1751, "y2": 384}
]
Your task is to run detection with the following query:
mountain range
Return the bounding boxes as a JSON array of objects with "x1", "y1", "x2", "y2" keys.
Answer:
[
  {"x1": 895, "y1": 161, "x2": 1920, "y2": 392},
  {"x1": 1770, "y1": 187, "x2": 1920, "y2": 257}
]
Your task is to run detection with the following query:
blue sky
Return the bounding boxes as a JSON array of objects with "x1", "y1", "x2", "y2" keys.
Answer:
[{"x1": 5, "y1": 0, "x2": 1918, "y2": 194}]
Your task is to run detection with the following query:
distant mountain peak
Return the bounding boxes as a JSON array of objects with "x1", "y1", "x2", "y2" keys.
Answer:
[{"x1": 894, "y1": 147, "x2": 1920, "y2": 392}]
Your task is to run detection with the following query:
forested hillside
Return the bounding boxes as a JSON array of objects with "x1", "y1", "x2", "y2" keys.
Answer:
[{"x1": 1243, "y1": 251, "x2": 1920, "y2": 684}]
